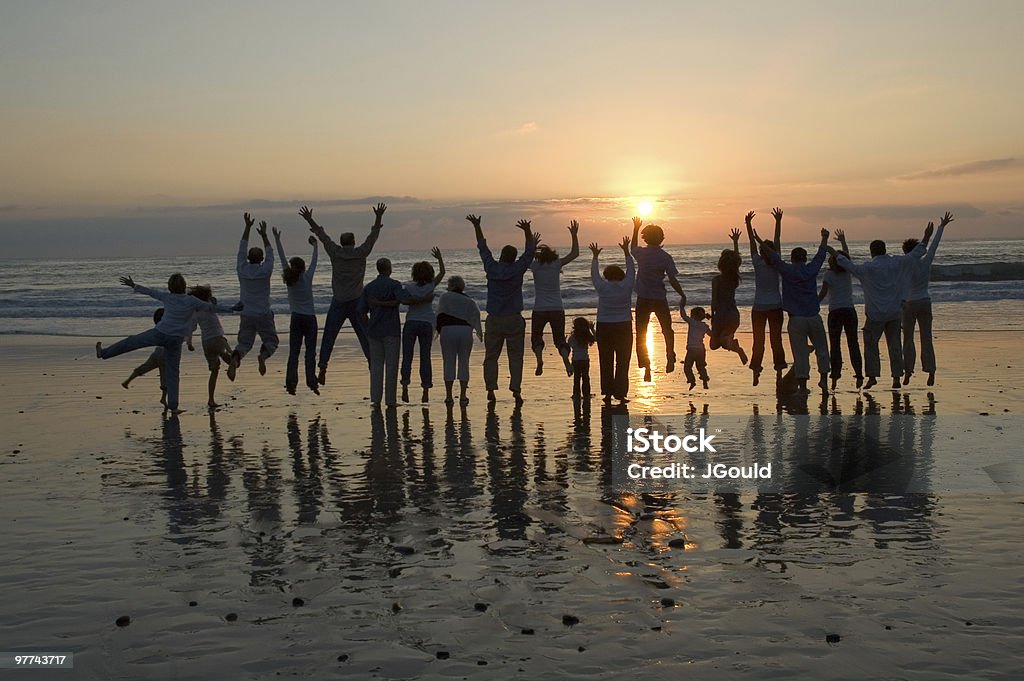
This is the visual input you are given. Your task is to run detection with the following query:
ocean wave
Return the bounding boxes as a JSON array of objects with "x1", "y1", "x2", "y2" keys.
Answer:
[{"x1": 931, "y1": 262, "x2": 1024, "y2": 281}]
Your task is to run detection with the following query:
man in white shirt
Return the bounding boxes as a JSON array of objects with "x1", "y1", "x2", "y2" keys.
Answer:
[
  {"x1": 227, "y1": 214, "x2": 278, "y2": 381},
  {"x1": 834, "y1": 223, "x2": 931, "y2": 389},
  {"x1": 901, "y1": 212, "x2": 954, "y2": 386}
]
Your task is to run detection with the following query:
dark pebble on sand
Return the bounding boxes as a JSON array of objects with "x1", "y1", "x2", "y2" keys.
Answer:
[
  {"x1": 660, "y1": 597, "x2": 676, "y2": 607},
  {"x1": 435, "y1": 651, "x2": 450, "y2": 660},
  {"x1": 965, "y1": 621, "x2": 973, "y2": 626},
  {"x1": 394, "y1": 545, "x2": 415, "y2": 555},
  {"x1": 562, "y1": 615, "x2": 580, "y2": 626},
  {"x1": 521, "y1": 628, "x2": 534, "y2": 635},
  {"x1": 477, "y1": 660, "x2": 487, "y2": 666},
  {"x1": 668, "y1": 538, "x2": 687, "y2": 548},
  {"x1": 225, "y1": 613, "x2": 238, "y2": 622},
  {"x1": 885, "y1": 625, "x2": 892, "y2": 630},
  {"x1": 979, "y1": 412, "x2": 989, "y2": 416},
  {"x1": 389, "y1": 567, "x2": 402, "y2": 578},
  {"x1": 651, "y1": 626, "x2": 662, "y2": 631},
  {"x1": 391, "y1": 602, "x2": 402, "y2": 613},
  {"x1": 96, "y1": 396, "x2": 102, "y2": 399},
  {"x1": 474, "y1": 602, "x2": 488, "y2": 612},
  {"x1": 115, "y1": 616, "x2": 131, "y2": 627},
  {"x1": 189, "y1": 601, "x2": 198, "y2": 607},
  {"x1": 337, "y1": 654, "x2": 348, "y2": 662},
  {"x1": 825, "y1": 634, "x2": 841, "y2": 643},
  {"x1": 292, "y1": 597, "x2": 304, "y2": 607},
  {"x1": 578, "y1": 646, "x2": 586, "y2": 652},
  {"x1": 12, "y1": 450, "x2": 19, "y2": 454}
]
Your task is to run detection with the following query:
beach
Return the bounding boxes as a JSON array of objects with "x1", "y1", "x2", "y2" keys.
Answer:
[{"x1": 2, "y1": 328, "x2": 1022, "y2": 680}]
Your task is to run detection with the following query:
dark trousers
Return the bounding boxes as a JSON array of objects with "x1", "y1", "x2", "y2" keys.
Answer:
[
  {"x1": 863, "y1": 318, "x2": 903, "y2": 379},
  {"x1": 749, "y1": 308, "x2": 787, "y2": 372},
  {"x1": 287, "y1": 313, "x2": 318, "y2": 391},
  {"x1": 320, "y1": 297, "x2": 369, "y2": 369},
  {"x1": 572, "y1": 360, "x2": 591, "y2": 397},
  {"x1": 597, "y1": 321, "x2": 633, "y2": 398},
  {"x1": 635, "y1": 297, "x2": 675, "y2": 368},
  {"x1": 902, "y1": 299, "x2": 935, "y2": 374},
  {"x1": 827, "y1": 307, "x2": 862, "y2": 380},
  {"x1": 683, "y1": 348, "x2": 709, "y2": 384},
  {"x1": 401, "y1": 319, "x2": 434, "y2": 388},
  {"x1": 101, "y1": 328, "x2": 183, "y2": 410},
  {"x1": 531, "y1": 310, "x2": 567, "y2": 353}
]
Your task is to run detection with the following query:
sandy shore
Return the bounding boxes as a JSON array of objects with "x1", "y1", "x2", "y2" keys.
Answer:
[{"x1": 1, "y1": 331, "x2": 1022, "y2": 679}]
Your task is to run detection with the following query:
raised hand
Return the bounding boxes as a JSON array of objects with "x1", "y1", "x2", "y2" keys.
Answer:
[
  {"x1": 257, "y1": 221, "x2": 268, "y2": 239},
  {"x1": 772, "y1": 207, "x2": 783, "y2": 222},
  {"x1": 834, "y1": 228, "x2": 846, "y2": 241},
  {"x1": 632, "y1": 216, "x2": 643, "y2": 230},
  {"x1": 430, "y1": 246, "x2": 443, "y2": 260},
  {"x1": 619, "y1": 236, "x2": 631, "y2": 254},
  {"x1": 940, "y1": 211, "x2": 954, "y2": 227},
  {"x1": 729, "y1": 228, "x2": 741, "y2": 242},
  {"x1": 568, "y1": 219, "x2": 580, "y2": 236},
  {"x1": 516, "y1": 219, "x2": 532, "y2": 233},
  {"x1": 373, "y1": 202, "x2": 387, "y2": 220},
  {"x1": 308, "y1": 235, "x2": 316, "y2": 245},
  {"x1": 465, "y1": 214, "x2": 481, "y2": 228},
  {"x1": 298, "y1": 205, "x2": 314, "y2": 223},
  {"x1": 532, "y1": 232, "x2": 542, "y2": 245},
  {"x1": 744, "y1": 211, "x2": 755, "y2": 226},
  {"x1": 119, "y1": 275, "x2": 135, "y2": 288},
  {"x1": 924, "y1": 222, "x2": 935, "y2": 240},
  {"x1": 588, "y1": 242, "x2": 602, "y2": 257},
  {"x1": 244, "y1": 212, "x2": 255, "y2": 229},
  {"x1": 272, "y1": 226, "x2": 281, "y2": 239},
  {"x1": 820, "y1": 227, "x2": 830, "y2": 240}
]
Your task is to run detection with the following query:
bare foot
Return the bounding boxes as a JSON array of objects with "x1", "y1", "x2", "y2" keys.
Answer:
[
  {"x1": 927, "y1": 372, "x2": 935, "y2": 386},
  {"x1": 257, "y1": 354, "x2": 267, "y2": 376},
  {"x1": 903, "y1": 372, "x2": 912, "y2": 386},
  {"x1": 831, "y1": 377, "x2": 838, "y2": 391},
  {"x1": 421, "y1": 388, "x2": 429, "y2": 403},
  {"x1": 643, "y1": 367, "x2": 652, "y2": 382},
  {"x1": 752, "y1": 370, "x2": 760, "y2": 387},
  {"x1": 317, "y1": 368, "x2": 327, "y2": 385},
  {"x1": 401, "y1": 385, "x2": 409, "y2": 403},
  {"x1": 226, "y1": 355, "x2": 238, "y2": 382},
  {"x1": 122, "y1": 380, "x2": 130, "y2": 389},
  {"x1": 856, "y1": 376, "x2": 864, "y2": 389},
  {"x1": 487, "y1": 390, "x2": 496, "y2": 403},
  {"x1": 169, "y1": 408, "x2": 186, "y2": 415},
  {"x1": 208, "y1": 401, "x2": 219, "y2": 409},
  {"x1": 310, "y1": 386, "x2": 320, "y2": 395},
  {"x1": 460, "y1": 396, "x2": 470, "y2": 406},
  {"x1": 702, "y1": 379, "x2": 709, "y2": 390},
  {"x1": 513, "y1": 391, "x2": 524, "y2": 406},
  {"x1": 96, "y1": 342, "x2": 103, "y2": 359},
  {"x1": 864, "y1": 377, "x2": 877, "y2": 390},
  {"x1": 891, "y1": 377, "x2": 900, "y2": 390},
  {"x1": 738, "y1": 347, "x2": 748, "y2": 365},
  {"x1": 688, "y1": 381, "x2": 696, "y2": 391},
  {"x1": 666, "y1": 353, "x2": 676, "y2": 374}
]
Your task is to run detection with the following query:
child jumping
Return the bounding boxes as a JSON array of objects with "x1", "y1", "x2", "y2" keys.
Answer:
[
  {"x1": 122, "y1": 308, "x2": 168, "y2": 405},
  {"x1": 680, "y1": 304, "x2": 712, "y2": 390},
  {"x1": 567, "y1": 316, "x2": 596, "y2": 399},
  {"x1": 186, "y1": 285, "x2": 235, "y2": 408}
]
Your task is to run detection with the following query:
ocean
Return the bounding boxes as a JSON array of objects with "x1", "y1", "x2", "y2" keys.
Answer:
[{"x1": 2, "y1": 240, "x2": 1024, "y2": 338}]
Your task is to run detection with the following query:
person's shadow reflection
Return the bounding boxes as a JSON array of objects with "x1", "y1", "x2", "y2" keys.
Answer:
[{"x1": 485, "y1": 405, "x2": 529, "y2": 543}]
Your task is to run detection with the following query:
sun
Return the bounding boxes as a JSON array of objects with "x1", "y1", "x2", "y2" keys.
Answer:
[{"x1": 637, "y1": 201, "x2": 654, "y2": 216}]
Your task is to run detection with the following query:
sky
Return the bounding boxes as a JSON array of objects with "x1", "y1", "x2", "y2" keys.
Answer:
[{"x1": 1, "y1": 0, "x2": 1022, "y2": 258}]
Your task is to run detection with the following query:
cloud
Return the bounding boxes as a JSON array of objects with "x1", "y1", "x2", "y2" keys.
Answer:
[
  {"x1": 134, "y1": 195, "x2": 424, "y2": 214},
  {"x1": 789, "y1": 203, "x2": 985, "y2": 222},
  {"x1": 893, "y1": 158, "x2": 1022, "y2": 181},
  {"x1": 499, "y1": 121, "x2": 539, "y2": 137}
]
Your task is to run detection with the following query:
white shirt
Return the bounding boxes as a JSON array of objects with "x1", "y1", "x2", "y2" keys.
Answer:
[
  {"x1": 837, "y1": 243, "x2": 925, "y2": 322},
  {"x1": 751, "y1": 253, "x2": 783, "y2": 310},
  {"x1": 822, "y1": 269, "x2": 855, "y2": 311},
  {"x1": 403, "y1": 282, "x2": 436, "y2": 324},
  {"x1": 237, "y1": 239, "x2": 275, "y2": 316},
  {"x1": 592, "y1": 256, "x2": 636, "y2": 323},
  {"x1": 567, "y1": 335, "x2": 592, "y2": 362},
  {"x1": 903, "y1": 224, "x2": 945, "y2": 302},
  {"x1": 530, "y1": 260, "x2": 565, "y2": 311},
  {"x1": 189, "y1": 308, "x2": 225, "y2": 341}
]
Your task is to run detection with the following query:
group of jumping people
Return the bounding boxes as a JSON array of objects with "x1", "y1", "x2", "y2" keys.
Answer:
[{"x1": 96, "y1": 204, "x2": 953, "y2": 412}]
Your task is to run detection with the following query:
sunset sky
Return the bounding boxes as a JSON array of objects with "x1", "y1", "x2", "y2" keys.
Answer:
[{"x1": 2, "y1": 1, "x2": 1022, "y2": 257}]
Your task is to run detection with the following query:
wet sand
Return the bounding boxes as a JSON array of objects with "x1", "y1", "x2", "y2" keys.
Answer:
[{"x1": 1, "y1": 331, "x2": 1022, "y2": 680}]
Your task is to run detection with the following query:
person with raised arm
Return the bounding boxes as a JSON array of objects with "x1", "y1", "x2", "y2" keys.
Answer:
[
  {"x1": 834, "y1": 223, "x2": 931, "y2": 390},
  {"x1": 529, "y1": 219, "x2": 580, "y2": 377},
  {"x1": 901, "y1": 211, "x2": 954, "y2": 386},
  {"x1": 226, "y1": 214, "x2": 277, "y2": 381},
  {"x1": 591, "y1": 237, "x2": 636, "y2": 404},
  {"x1": 273, "y1": 226, "x2": 320, "y2": 396},
  {"x1": 469, "y1": 214, "x2": 538, "y2": 405},
  {"x1": 710, "y1": 229, "x2": 748, "y2": 365},
  {"x1": 96, "y1": 273, "x2": 240, "y2": 414},
  {"x1": 818, "y1": 229, "x2": 863, "y2": 390},
  {"x1": 630, "y1": 216, "x2": 687, "y2": 381},
  {"x1": 758, "y1": 227, "x2": 832, "y2": 394},
  {"x1": 299, "y1": 202, "x2": 386, "y2": 384},
  {"x1": 745, "y1": 209, "x2": 788, "y2": 386},
  {"x1": 400, "y1": 247, "x2": 445, "y2": 403}
]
